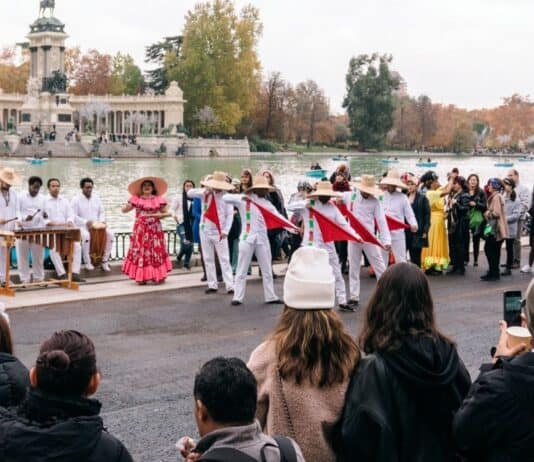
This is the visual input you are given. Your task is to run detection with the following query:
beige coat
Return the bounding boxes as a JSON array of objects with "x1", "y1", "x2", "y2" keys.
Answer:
[
  {"x1": 487, "y1": 192, "x2": 509, "y2": 241},
  {"x1": 248, "y1": 340, "x2": 349, "y2": 461}
]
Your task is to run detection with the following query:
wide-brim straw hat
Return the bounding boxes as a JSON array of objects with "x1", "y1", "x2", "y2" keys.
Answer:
[
  {"x1": 247, "y1": 175, "x2": 275, "y2": 192},
  {"x1": 307, "y1": 181, "x2": 341, "y2": 198},
  {"x1": 352, "y1": 174, "x2": 382, "y2": 196},
  {"x1": 0, "y1": 167, "x2": 22, "y2": 186},
  {"x1": 380, "y1": 169, "x2": 407, "y2": 190},
  {"x1": 128, "y1": 176, "x2": 168, "y2": 196},
  {"x1": 201, "y1": 171, "x2": 234, "y2": 191}
]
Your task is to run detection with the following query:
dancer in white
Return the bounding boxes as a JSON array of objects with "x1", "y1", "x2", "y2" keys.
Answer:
[
  {"x1": 380, "y1": 169, "x2": 418, "y2": 264},
  {"x1": 0, "y1": 168, "x2": 21, "y2": 284},
  {"x1": 223, "y1": 175, "x2": 288, "y2": 306},
  {"x1": 16, "y1": 176, "x2": 46, "y2": 284},
  {"x1": 71, "y1": 177, "x2": 113, "y2": 272},
  {"x1": 188, "y1": 172, "x2": 234, "y2": 294},
  {"x1": 43, "y1": 178, "x2": 83, "y2": 282},
  {"x1": 339, "y1": 175, "x2": 391, "y2": 307},
  {"x1": 287, "y1": 181, "x2": 357, "y2": 311}
]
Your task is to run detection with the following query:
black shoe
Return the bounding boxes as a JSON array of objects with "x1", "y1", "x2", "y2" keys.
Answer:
[
  {"x1": 272, "y1": 273, "x2": 278, "y2": 279},
  {"x1": 501, "y1": 269, "x2": 512, "y2": 276},
  {"x1": 457, "y1": 269, "x2": 465, "y2": 276},
  {"x1": 227, "y1": 289, "x2": 234, "y2": 295},
  {"x1": 446, "y1": 267, "x2": 457, "y2": 275},
  {"x1": 481, "y1": 274, "x2": 499, "y2": 281},
  {"x1": 184, "y1": 264, "x2": 191, "y2": 270},
  {"x1": 176, "y1": 260, "x2": 184, "y2": 269},
  {"x1": 56, "y1": 273, "x2": 68, "y2": 281},
  {"x1": 500, "y1": 264, "x2": 507, "y2": 268},
  {"x1": 205, "y1": 288, "x2": 218, "y2": 294},
  {"x1": 201, "y1": 275, "x2": 207, "y2": 282},
  {"x1": 231, "y1": 300, "x2": 242, "y2": 306},
  {"x1": 217, "y1": 276, "x2": 223, "y2": 282},
  {"x1": 266, "y1": 299, "x2": 283, "y2": 305},
  {"x1": 348, "y1": 299, "x2": 359, "y2": 307},
  {"x1": 71, "y1": 273, "x2": 85, "y2": 283},
  {"x1": 339, "y1": 304, "x2": 355, "y2": 312},
  {"x1": 473, "y1": 262, "x2": 478, "y2": 267}
]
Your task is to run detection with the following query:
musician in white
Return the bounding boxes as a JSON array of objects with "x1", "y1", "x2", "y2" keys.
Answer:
[
  {"x1": 71, "y1": 177, "x2": 113, "y2": 272},
  {"x1": 43, "y1": 178, "x2": 83, "y2": 282},
  {"x1": 0, "y1": 168, "x2": 22, "y2": 284},
  {"x1": 379, "y1": 169, "x2": 418, "y2": 264},
  {"x1": 188, "y1": 172, "x2": 235, "y2": 294},
  {"x1": 16, "y1": 176, "x2": 46, "y2": 284}
]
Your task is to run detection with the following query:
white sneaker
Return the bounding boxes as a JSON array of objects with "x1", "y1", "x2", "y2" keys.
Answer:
[
  {"x1": 101, "y1": 262, "x2": 111, "y2": 272},
  {"x1": 521, "y1": 265, "x2": 532, "y2": 274},
  {"x1": 85, "y1": 263, "x2": 95, "y2": 271}
]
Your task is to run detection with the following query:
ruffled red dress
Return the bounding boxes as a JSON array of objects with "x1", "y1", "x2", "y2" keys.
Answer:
[{"x1": 122, "y1": 195, "x2": 172, "y2": 283}]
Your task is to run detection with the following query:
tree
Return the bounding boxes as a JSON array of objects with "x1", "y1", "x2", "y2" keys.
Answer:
[
  {"x1": 166, "y1": 0, "x2": 263, "y2": 135},
  {"x1": 0, "y1": 46, "x2": 29, "y2": 94},
  {"x1": 294, "y1": 80, "x2": 330, "y2": 146},
  {"x1": 415, "y1": 95, "x2": 436, "y2": 148},
  {"x1": 110, "y1": 53, "x2": 144, "y2": 95},
  {"x1": 343, "y1": 53, "x2": 399, "y2": 150},
  {"x1": 69, "y1": 49, "x2": 112, "y2": 95},
  {"x1": 145, "y1": 36, "x2": 182, "y2": 94}
]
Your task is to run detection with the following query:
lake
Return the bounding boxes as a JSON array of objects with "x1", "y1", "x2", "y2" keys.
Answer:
[{"x1": 6, "y1": 154, "x2": 534, "y2": 231}]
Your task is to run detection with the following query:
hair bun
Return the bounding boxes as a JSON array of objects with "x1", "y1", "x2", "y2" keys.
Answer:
[{"x1": 45, "y1": 350, "x2": 71, "y2": 371}]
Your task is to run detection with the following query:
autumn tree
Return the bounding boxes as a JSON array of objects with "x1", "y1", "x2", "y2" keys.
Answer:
[
  {"x1": 145, "y1": 36, "x2": 182, "y2": 94},
  {"x1": 166, "y1": 0, "x2": 263, "y2": 135},
  {"x1": 415, "y1": 95, "x2": 437, "y2": 148},
  {"x1": 294, "y1": 80, "x2": 330, "y2": 146},
  {"x1": 69, "y1": 49, "x2": 112, "y2": 95},
  {"x1": 343, "y1": 53, "x2": 399, "y2": 150},
  {"x1": 0, "y1": 46, "x2": 29, "y2": 94},
  {"x1": 110, "y1": 53, "x2": 144, "y2": 95}
]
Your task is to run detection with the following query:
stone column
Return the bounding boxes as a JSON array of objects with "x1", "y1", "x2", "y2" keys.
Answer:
[
  {"x1": 42, "y1": 46, "x2": 51, "y2": 78},
  {"x1": 30, "y1": 47, "x2": 38, "y2": 78},
  {"x1": 59, "y1": 47, "x2": 65, "y2": 74}
]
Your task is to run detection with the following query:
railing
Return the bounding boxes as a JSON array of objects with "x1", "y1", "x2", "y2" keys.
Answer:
[{"x1": 109, "y1": 229, "x2": 179, "y2": 261}]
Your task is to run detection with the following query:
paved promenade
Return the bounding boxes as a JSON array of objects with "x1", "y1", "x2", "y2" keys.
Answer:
[{"x1": 6, "y1": 262, "x2": 533, "y2": 462}]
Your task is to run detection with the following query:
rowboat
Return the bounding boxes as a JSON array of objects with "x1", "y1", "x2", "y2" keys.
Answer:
[
  {"x1": 416, "y1": 161, "x2": 438, "y2": 168},
  {"x1": 91, "y1": 157, "x2": 114, "y2": 164},
  {"x1": 494, "y1": 162, "x2": 514, "y2": 167},
  {"x1": 26, "y1": 157, "x2": 48, "y2": 165},
  {"x1": 305, "y1": 169, "x2": 327, "y2": 178},
  {"x1": 381, "y1": 159, "x2": 399, "y2": 164},
  {"x1": 332, "y1": 155, "x2": 348, "y2": 161},
  {"x1": 518, "y1": 157, "x2": 534, "y2": 162}
]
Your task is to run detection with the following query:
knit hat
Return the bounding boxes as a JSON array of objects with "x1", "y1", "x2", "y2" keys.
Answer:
[
  {"x1": 523, "y1": 278, "x2": 534, "y2": 336},
  {"x1": 283, "y1": 247, "x2": 335, "y2": 310}
]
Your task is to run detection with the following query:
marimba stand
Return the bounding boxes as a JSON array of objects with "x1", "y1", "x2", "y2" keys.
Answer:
[{"x1": 0, "y1": 227, "x2": 81, "y2": 297}]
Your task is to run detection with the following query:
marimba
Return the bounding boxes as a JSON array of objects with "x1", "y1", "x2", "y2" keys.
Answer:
[{"x1": 0, "y1": 226, "x2": 81, "y2": 296}]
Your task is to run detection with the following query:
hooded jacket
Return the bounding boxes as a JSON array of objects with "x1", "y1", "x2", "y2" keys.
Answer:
[
  {"x1": 341, "y1": 335, "x2": 471, "y2": 462},
  {"x1": 0, "y1": 352, "x2": 29, "y2": 407},
  {"x1": 453, "y1": 352, "x2": 534, "y2": 461},
  {"x1": 0, "y1": 389, "x2": 133, "y2": 462}
]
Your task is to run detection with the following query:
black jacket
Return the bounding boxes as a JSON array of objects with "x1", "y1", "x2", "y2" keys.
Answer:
[
  {"x1": 406, "y1": 192, "x2": 431, "y2": 248},
  {"x1": 0, "y1": 352, "x2": 29, "y2": 407},
  {"x1": 453, "y1": 352, "x2": 534, "y2": 461},
  {"x1": 342, "y1": 336, "x2": 471, "y2": 462},
  {"x1": 468, "y1": 188, "x2": 487, "y2": 213},
  {"x1": 0, "y1": 389, "x2": 133, "y2": 462}
]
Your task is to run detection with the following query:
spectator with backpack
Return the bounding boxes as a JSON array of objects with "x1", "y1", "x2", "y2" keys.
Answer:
[{"x1": 177, "y1": 357, "x2": 303, "y2": 462}]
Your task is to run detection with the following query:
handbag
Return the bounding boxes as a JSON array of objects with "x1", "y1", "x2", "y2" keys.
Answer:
[
  {"x1": 469, "y1": 209, "x2": 484, "y2": 230},
  {"x1": 481, "y1": 218, "x2": 497, "y2": 240}
]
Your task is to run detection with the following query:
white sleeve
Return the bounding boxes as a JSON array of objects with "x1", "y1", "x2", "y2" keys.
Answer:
[
  {"x1": 70, "y1": 197, "x2": 86, "y2": 227},
  {"x1": 222, "y1": 193, "x2": 244, "y2": 206},
  {"x1": 223, "y1": 202, "x2": 234, "y2": 235},
  {"x1": 170, "y1": 196, "x2": 181, "y2": 220},
  {"x1": 375, "y1": 201, "x2": 391, "y2": 245},
  {"x1": 287, "y1": 199, "x2": 306, "y2": 213},
  {"x1": 187, "y1": 188, "x2": 204, "y2": 199},
  {"x1": 66, "y1": 201, "x2": 76, "y2": 226},
  {"x1": 403, "y1": 196, "x2": 418, "y2": 229}
]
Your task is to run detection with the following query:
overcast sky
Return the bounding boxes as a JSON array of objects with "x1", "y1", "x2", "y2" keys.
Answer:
[{"x1": 1, "y1": 0, "x2": 533, "y2": 113}]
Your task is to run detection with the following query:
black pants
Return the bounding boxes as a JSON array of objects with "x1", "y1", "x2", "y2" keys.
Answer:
[
  {"x1": 449, "y1": 225, "x2": 468, "y2": 272},
  {"x1": 484, "y1": 236, "x2": 503, "y2": 278},
  {"x1": 406, "y1": 233, "x2": 422, "y2": 267},
  {"x1": 504, "y1": 238, "x2": 515, "y2": 270},
  {"x1": 465, "y1": 228, "x2": 481, "y2": 264}
]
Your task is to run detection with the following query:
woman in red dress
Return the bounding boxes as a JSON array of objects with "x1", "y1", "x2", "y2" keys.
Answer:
[{"x1": 121, "y1": 176, "x2": 172, "y2": 284}]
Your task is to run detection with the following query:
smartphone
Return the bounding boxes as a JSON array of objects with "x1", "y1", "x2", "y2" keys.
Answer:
[{"x1": 504, "y1": 290, "x2": 523, "y2": 327}]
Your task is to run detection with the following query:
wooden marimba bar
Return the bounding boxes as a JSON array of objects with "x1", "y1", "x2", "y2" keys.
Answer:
[{"x1": 0, "y1": 226, "x2": 81, "y2": 296}]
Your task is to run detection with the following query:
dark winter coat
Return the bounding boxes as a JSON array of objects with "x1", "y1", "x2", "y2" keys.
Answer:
[
  {"x1": 0, "y1": 388, "x2": 133, "y2": 462},
  {"x1": 0, "y1": 352, "x2": 29, "y2": 407},
  {"x1": 406, "y1": 192, "x2": 431, "y2": 248},
  {"x1": 341, "y1": 336, "x2": 471, "y2": 462},
  {"x1": 453, "y1": 352, "x2": 534, "y2": 461}
]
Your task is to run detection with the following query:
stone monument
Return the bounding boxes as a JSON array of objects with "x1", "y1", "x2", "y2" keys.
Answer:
[{"x1": 19, "y1": 0, "x2": 74, "y2": 136}]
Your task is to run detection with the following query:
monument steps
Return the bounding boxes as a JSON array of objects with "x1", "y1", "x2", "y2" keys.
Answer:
[{"x1": 13, "y1": 140, "x2": 88, "y2": 158}]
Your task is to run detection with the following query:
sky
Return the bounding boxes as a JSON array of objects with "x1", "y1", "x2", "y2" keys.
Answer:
[{"x1": 1, "y1": 0, "x2": 533, "y2": 113}]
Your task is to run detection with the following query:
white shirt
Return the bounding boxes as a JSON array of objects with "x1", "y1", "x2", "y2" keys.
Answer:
[
  {"x1": 287, "y1": 199, "x2": 354, "y2": 251},
  {"x1": 188, "y1": 188, "x2": 233, "y2": 236},
  {"x1": 342, "y1": 190, "x2": 391, "y2": 246},
  {"x1": 223, "y1": 193, "x2": 280, "y2": 245},
  {"x1": 17, "y1": 191, "x2": 46, "y2": 229},
  {"x1": 382, "y1": 190, "x2": 418, "y2": 238},
  {"x1": 170, "y1": 195, "x2": 183, "y2": 223},
  {"x1": 43, "y1": 196, "x2": 75, "y2": 226},
  {"x1": 0, "y1": 189, "x2": 19, "y2": 232},
  {"x1": 70, "y1": 193, "x2": 106, "y2": 227}
]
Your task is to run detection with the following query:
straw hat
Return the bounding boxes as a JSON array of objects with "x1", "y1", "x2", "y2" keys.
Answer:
[
  {"x1": 247, "y1": 175, "x2": 275, "y2": 192},
  {"x1": 380, "y1": 169, "x2": 407, "y2": 190},
  {"x1": 0, "y1": 167, "x2": 22, "y2": 186},
  {"x1": 283, "y1": 246, "x2": 335, "y2": 310},
  {"x1": 352, "y1": 175, "x2": 382, "y2": 196},
  {"x1": 128, "y1": 176, "x2": 168, "y2": 196},
  {"x1": 200, "y1": 171, "x2": 234, "y2": 191},
  {"x1": 307, "y1": 181, "x2": 341, "y2": 198}
]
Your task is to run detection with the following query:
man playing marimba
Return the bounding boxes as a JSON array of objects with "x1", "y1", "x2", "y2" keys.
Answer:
[
  {"x1": 0, "y1": 168, "x2": 22, "y2": 284},
  {"x1": 16, "y1": 176, "x2": 46, "y2": 284},
  {"x1": 43, "y1": 178, "x2": 83, "y2": 282},
  {"x1": 71, "y1": 178, "x2": 113, "y2": 272}
]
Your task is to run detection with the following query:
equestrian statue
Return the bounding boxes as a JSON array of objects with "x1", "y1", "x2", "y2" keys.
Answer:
[{"x1": 39, "y1": 0, "x2": 55, "y2": 18}]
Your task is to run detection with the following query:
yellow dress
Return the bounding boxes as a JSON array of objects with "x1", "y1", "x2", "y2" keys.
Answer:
[{"x1": 421, "y1": 188, "x2": 449, "y2": 270}]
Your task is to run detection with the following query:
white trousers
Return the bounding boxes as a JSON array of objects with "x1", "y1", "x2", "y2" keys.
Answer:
[
  {"x1": 16, "y1": 240, "x2": 44, "y2": 282},
  {"x1": 234, "y1": 241, "x2": 278, "y2": 303},
  {"x1": 382, "y1": 238, "x2": 407, "y2": 265},
  {"x1": 50, "y1": 242, "x2": 81, "y2": 276},
  {"x1": 80, "y1": 228, "x2": 114, "y2": 264},
  {"x1": 201, "y1": 232, "x2": 234, "y2": 291},
  {"x1": 316, "y1": 244, "x2": 346, "y2": 305},
  {"x1": 349, "y1": 242, "x2": 386, "y2": 301},
  {"x1": 0, "y1": 244, "x2": 8, "y2": 283}
]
